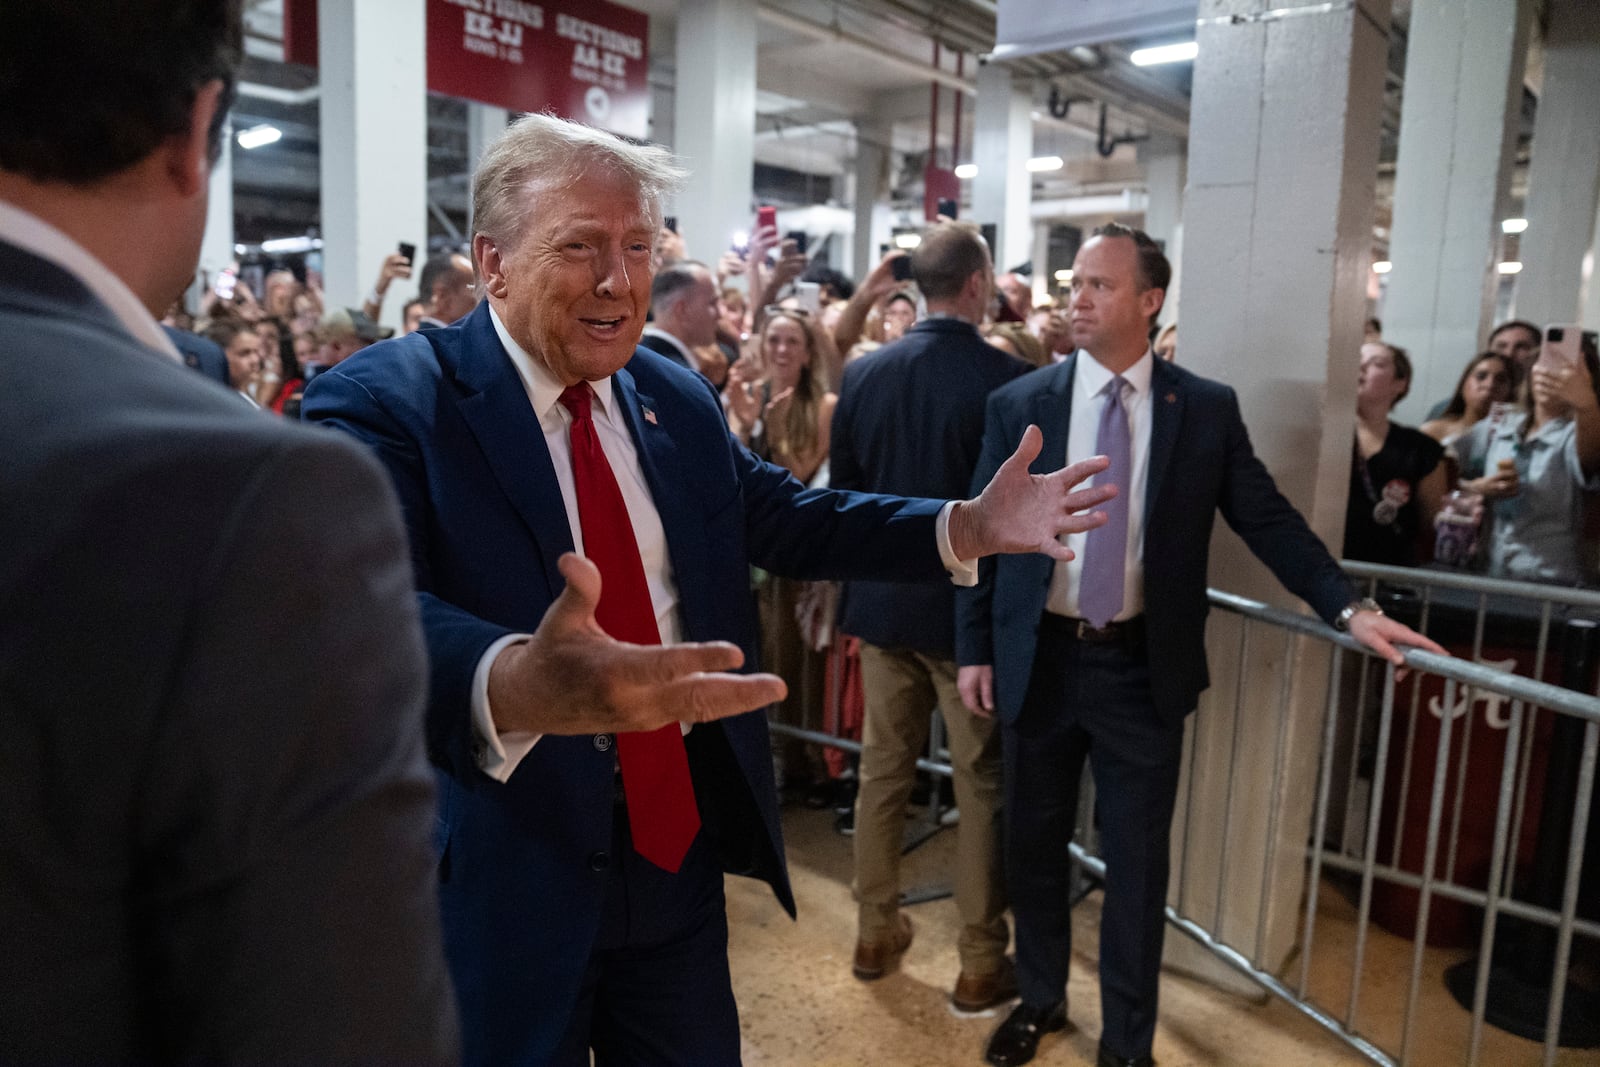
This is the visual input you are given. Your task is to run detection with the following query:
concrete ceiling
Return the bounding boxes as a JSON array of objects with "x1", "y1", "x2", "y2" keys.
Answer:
[{"x1": 230, "y1": 0, "x2": 1540, "y2": 257}]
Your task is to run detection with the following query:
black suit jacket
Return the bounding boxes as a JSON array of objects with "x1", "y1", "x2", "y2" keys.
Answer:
[
  {"x1": 957, "y1": 354, "x2": 1355, "y2": 724},
  {"x1": 637, "y1": 327, "x2": 694, "y2": 369},
  {"x1": 0, "y1": 239, "x2": 456, "y2": 1064},
  {"x1": 831, "y1": 317, "x2": 1030, "y2": 657}
]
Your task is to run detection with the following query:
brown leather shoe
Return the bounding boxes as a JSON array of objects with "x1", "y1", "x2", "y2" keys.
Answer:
[
  {"x1": 852, "y1": 913, "x2": 913, "y2": 980},
  {"x1": 952, "y1": 957, "x2": 1019, "y2": 1012}
]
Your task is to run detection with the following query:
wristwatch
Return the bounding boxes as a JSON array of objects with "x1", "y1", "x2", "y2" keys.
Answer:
[{"x1": 1334, "y1": 597, "x2": 1384, "y2": 632}]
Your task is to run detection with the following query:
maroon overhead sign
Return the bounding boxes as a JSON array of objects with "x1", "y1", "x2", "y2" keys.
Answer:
[{"x1": 283, "y1": 0, "x2": 650, "y2": 140}]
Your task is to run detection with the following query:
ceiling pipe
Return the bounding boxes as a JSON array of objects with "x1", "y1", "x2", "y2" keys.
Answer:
[{"x1": 757, "y1": 5, "x2": 977, "y2": 96}]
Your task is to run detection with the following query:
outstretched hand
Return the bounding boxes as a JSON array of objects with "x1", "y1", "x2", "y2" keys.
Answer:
[
  {"x1": 1347, "y1": 610, "x2": 1448, "y2": 681},
  {"x1": 488, "y1": 554, "x2": 787, "y2": 735},
  {"x1": 947, "y1": 425, "x2": 1116, "y2": 561}
]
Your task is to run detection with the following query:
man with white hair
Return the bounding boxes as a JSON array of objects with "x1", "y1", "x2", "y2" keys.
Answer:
[{"x1": 305, "y1": 113, "x2": 1117, "y2": 1066}]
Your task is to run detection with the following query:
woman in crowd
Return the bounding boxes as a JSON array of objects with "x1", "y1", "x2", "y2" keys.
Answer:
[
  {"x1": 1344, "y1": 342, "x2": 1446, "y2": 565},
  {"x1": 1420, "y1": 350, "x2": 1515, "y2": 453},
  {"x1": 1154, "y1": 321, "x2": 1178, "y2": 361},
  {"x1": 1456, "y1": 342, "x2": 1600, "y2": 585},
  {"x1": 984, "y1": 321, "x2": 1047, "y2": 368},
  {"x1": 201, "y1": 318, "x2": 264, "y2": 404},
  {"x1": 726, "y1": 310, "x2": 838, "y2": 798},
  {"x1": 879, "y1": 290, "x2": 917, "y2": 344}
]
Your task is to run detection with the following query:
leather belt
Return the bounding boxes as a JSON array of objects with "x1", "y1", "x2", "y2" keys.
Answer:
[{"x1": 1043, "y1": 613, "x2": 1146, "y2": 645}]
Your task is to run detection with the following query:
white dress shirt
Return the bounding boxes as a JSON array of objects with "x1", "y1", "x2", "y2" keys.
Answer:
[
  {"x1": 639, "y1": 325, "x2": 700, "y2": 373},
  {"x1": 0, "y1": 199, "x2": 180, "y2": 362},
  {"x1": 1046, "y1": 348, "x2": 1155, "y2": 622},
  {"x1": 471, "y1": 307, "x2": 974, "y2": 782}
]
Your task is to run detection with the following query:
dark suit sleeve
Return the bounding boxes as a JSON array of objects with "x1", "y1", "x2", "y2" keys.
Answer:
[
  {"x1": 1214, "y1": 386, "x2": 1355, "y2": 624},
  {"x1": 140, "y1": 434, "x2": 457, "y2": 1064},
  {"x1": 303, "y1": 368, "x2": 512, "y2": 780},
  {"x1": 828, "y1": 361, "x2": 864, "y2": 493},
  {"x1": 954, "y1": 391, "x2": 1014, "y2": 667}
]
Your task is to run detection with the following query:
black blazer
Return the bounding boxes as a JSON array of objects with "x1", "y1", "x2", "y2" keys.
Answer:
[
  {"x1": 956, "y1": 354, "x2": 1355, "y2": 724},
  {"x1": 831, "y1": 317, "x2": 1030, "y2": 657}
]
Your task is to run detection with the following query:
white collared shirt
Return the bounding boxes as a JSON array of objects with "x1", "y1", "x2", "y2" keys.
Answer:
[
  {"x1": 1046, "y1": 348, "x2": 1155, "y2": 621},
  {"x1": 471, "y1": 307, "x2": 975, "y2": 782},
  {"x1": 0, "y1": 199, "x2": 180, "y2": 362},
  {"x1": 639, "y1": 325, "x2": 700, "y2": 373}
]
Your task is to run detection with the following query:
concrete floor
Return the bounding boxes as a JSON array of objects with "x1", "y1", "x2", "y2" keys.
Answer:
[{"x1": 726, "y1": 805, "x2": 1600, "y2": 1067}]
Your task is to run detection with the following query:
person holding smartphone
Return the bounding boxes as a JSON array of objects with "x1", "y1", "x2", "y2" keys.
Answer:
[{"x1": 1455, "y1": 330, "x2": 1600, "y2": 584}]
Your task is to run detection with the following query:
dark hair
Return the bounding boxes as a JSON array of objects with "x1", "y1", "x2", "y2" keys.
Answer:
[
  {"x1": 1386, "y1": 343, "x2": 1412, "y2": 404},
  {"x1": 651, "y1": 261, "x2": 710, "y2": 309},
  {"x1": 801, "y1": 263, "x2": 855, "y2": 302},
  {"x1": 911, "y1": 223, "x2": 990, "y2": 302},
  {"x1": 201, "y1": 316, "x2": 256, "y2": 351},
  {"x1": 0, "y1": 2, "x2": 241, "y2": 184},
  {"x1": 1090, "y1": 222, "x2": 1173, "y2": 294},
  {"x1": 418, "y1": 252, "x2": 469, "y2": 306},
  {"x1": 1441, "y1": 351, "x2": 1513, "y2": 419},
  {"x1": 1488, "y1": 319, "x2": 1541, "y2": 347}
]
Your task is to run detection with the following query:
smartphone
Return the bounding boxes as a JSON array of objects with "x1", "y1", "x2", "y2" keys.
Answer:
[
  {"x1": 794, "y1": 281, "x2": 821, "y2": 313},
  {"x1": 213, "y1": 267, "x2": 237, "y2": 301},
  {"x1": 784, "y1": 230, "x2": 808, "y2": 256},
  {"x1": 1542, "y1": 324, "x2": 1583, "y2": 369},
  {"x1": 890, "y1": 254, "x2": 913, "y2": 282},
  {"x1": 397, "y1": 241, "x2": 416, "y2": 266},
  {"x1": 756, "y1": 205, "x2": 777, "y2": 234},
  {"x1": 664, "y1": 216, "x2": 677, "y2": 234},
  {"x1": 937, "y1": 197, "x2": 958, "y2": 220}
]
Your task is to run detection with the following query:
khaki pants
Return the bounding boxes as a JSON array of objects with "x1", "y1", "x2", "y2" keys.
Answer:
[{"x1": 852, "y1": 642, "x2": 1008, "y2": 976}]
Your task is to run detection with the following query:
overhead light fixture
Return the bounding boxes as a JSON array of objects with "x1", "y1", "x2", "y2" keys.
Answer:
[
  {"x1": 260, "y1": 235, "x2": 321, "y2": 255},
  {"x1": 1054, "y1": 269, "x2": 1073, "y2": 283},
  {"x1": 1130, "y1": 41, "x2": 1198, "y2": 66},
  {"x1": 236, "y1": 124, "x2": 282, "y2": 149},
  {"x1": 1026, "y1": 156, "x2": 1064, "y2": 173},
  {"x1": 1501, "y1": 217, "x2": 1529, "y2": 234},
  {"x1": 1498, "y1": 261, "x2": 1523, "y2": 274},
  {"x1": 954, "y1": 163, "x2": 978, "y2": 179},
  {"x1": 233, "y1": 243, "x2": 247, "y2": 255},
  {"x1": 1372, "y1": 261, "x2": 1393, "y2": 274},
  {"x1": 894, "y1": 233, "x2": 922, "y2": 249}
]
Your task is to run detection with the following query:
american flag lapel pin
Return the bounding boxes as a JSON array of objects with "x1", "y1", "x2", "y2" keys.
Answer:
[{"x1": 643, "y1": 406, "x2": 658, "y2": 425}]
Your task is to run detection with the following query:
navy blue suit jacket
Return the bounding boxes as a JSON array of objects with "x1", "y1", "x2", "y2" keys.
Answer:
[
  {"x1": 956, "y1": 354, "x2": 1355, "y2": 726},
  {"x1": 161, "y1": 324, "x2": 229, "y2": 384},
  {"x1": 303, "y1": 302, "x2": 949, "y2": 1064},
  {"x1": 831, "y1": 318, "x2": 1030, "y2": 658}
]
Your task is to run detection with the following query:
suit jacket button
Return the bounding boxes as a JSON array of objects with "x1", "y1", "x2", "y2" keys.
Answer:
[
  {"x1": 593, "y1": 733, "x2": 613, "y2": 752},
  {"x1": 588, "y1": 850, "x2": 610, "y2": 871}
]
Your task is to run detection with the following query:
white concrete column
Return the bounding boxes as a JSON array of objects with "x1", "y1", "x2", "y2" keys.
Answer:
[
  {"x1": 1171, "y1": 0, "x2": 1393, "y2": 989},
  {"x1": 1143, "y1": 131, "x2": 1186, "y2": 326},
  {"x1": 973, "y1": 63, "x2": 1033, "y2": 274},
  {"x1": 1385, "y1": 0, "x2": 1532, "y2": 425},
  {"x1": 466, "y1": 104, "x2": 510, "y2": 236},
  {"x1": 317, "y1": 0, "x2": 428, "y2": 315},
  {"x1": 198, "y1": 120, "x2": 235, "y2": 290},
  {"x1": 1586, "y1": 210, "x2": 1600, "y2": 328},
  {"x1": 852, "y1": 117, "x2": 891, "y2": 285},
  {"x1": 1514, "y1": 0, "x2": 1600, "y2": 328},
  {"x1": 1031, "y1": 222, "x2": 1051, "y2": 307},
  {"x1": 674, "y1": 0, "x2": 756, "y2": 262}
]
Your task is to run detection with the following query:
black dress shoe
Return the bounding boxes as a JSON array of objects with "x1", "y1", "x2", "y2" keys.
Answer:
[
  {"x1": 984, "y1": 1002, "x2": 1067, "y2": 1067},
  {"x1": 1096, "y1": 1044, "x2": 1155, "y2": 1067}
]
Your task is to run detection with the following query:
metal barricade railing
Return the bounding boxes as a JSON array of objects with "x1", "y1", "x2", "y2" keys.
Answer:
[
  {"x1": 1190, "y1": 579, "x2": 1600, "y2": 1067},
  {"x1": 768, "y1": 563, "x2": 1600, "y2": 1066}
]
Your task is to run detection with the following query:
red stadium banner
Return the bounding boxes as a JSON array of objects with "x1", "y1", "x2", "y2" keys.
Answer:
[{"x1": 282, "y1": 0, "x2": 650, "y2": 141}]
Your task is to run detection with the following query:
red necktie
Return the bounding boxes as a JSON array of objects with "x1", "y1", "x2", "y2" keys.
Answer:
[{"x1": 558, "y1": 383, "x2": 700, "y2": 872}]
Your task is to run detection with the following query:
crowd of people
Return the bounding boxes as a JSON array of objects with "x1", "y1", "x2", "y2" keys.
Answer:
[
  {"x1": 1343, "y1": 319, "x2": 1600, "y2": 586},
  {"x1": 12, "y1": 5, "x2": 1552, "y2": 1067}
]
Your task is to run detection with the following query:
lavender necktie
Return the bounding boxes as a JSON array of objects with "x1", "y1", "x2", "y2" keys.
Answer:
[{"x1": 1079, "y1": 375, "x2": 1130, "y2": 628}]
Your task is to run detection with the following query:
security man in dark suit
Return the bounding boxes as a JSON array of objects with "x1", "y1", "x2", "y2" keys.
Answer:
[
  {"x1": 831, "y1": 225, "x2": 1030, "y2": 1012},
  {"x1": 959, "y1": 224, "x2": 1443, "y2": 1067}
]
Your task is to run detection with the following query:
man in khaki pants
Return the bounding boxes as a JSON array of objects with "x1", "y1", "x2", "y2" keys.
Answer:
[{"x1": 829, "y1": 224, "x2": 1033, "y2": 1010}]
